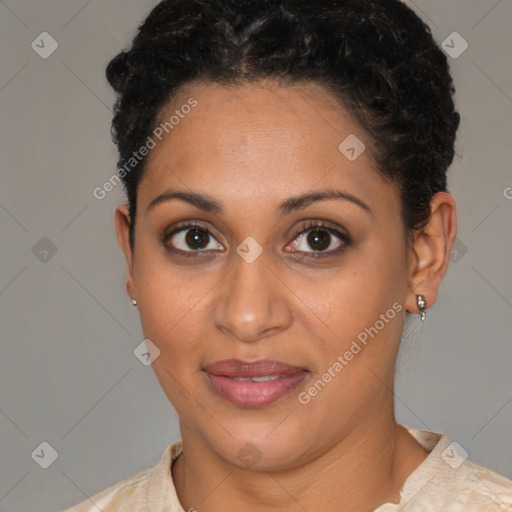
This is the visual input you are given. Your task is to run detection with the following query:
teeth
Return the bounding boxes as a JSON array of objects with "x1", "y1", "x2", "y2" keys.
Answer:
[
  {"x1": 232, "y1": 375, "x2": 283, "y2": 382},
  {"x1": 250, "y1": 375, "x2": 282, "y2": 382}
]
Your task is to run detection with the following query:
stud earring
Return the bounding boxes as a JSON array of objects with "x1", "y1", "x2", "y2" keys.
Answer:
[
  {"x1": 416, "y1": 294, "x2": 426, "y2": 322},
  {"x1": 131, "y1": 298, "x2": 138, "y2": 307}
]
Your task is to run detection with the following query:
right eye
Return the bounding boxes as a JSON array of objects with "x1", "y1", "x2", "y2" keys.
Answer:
[{"x1": 163, "y1": 223, "x2": 224, "y2": 256}]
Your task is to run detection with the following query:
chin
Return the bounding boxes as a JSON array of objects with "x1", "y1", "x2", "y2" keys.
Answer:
[{"x1": 197, "y1": 418, "x2": 315, "y2": 471}]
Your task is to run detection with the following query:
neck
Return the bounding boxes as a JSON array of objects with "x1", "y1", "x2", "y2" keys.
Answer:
[{"x1": 172, "y1": 412, "x2": 429, "y2": 512}]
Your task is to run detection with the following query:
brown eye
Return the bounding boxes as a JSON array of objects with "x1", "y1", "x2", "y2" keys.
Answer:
[
  {"x1": 185, "y1": 228, "x2": 210, "y2": 249},
  {"x1": 305, "y1": 229, "x2": 331, "y2": 251},
  {"x1": 288, "y1": 221, "x2": 351, "y2": 256},
  {"x1": 163, "y1": 224, "x2": 224, "y2": 254}
]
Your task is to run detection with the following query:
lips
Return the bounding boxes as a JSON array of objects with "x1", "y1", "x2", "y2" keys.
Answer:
[
  {"x1": 204, "y1": 358, "x2": 305, "y2": 378},
  {"x1": 203, "y1": 359, "x2": 308, "y2": 407}
]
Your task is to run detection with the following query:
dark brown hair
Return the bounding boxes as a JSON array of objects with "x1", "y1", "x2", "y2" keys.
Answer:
[{"x1": 106, "y1": 0, "x2": 460, "y2": 248}]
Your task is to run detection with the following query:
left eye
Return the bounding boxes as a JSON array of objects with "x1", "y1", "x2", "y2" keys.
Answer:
[{"x1": 288, "y1": 222, "x2": 349, "y2": 255}]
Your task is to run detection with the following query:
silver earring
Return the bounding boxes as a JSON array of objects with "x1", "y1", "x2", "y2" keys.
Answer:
[
  {"x1": 131, "y1": 298, "x2": 138, "y2": 307},
  {"x1": 416, "y1": 294, "x2": 426, "y2": 322}
]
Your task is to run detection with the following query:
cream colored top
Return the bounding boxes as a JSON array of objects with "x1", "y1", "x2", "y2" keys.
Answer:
[{"x1": 64, "y1": 426, "x2": 512, "y2": 511}]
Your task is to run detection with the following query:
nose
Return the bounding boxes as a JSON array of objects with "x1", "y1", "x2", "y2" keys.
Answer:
[{"x1": 211, "y1": 251, "x2": 293, "y2": 344}]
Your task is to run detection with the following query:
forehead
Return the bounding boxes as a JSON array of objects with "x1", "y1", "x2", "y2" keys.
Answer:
[{"x1": 137, "y1": 80, "x2": 397, "y2": 217}]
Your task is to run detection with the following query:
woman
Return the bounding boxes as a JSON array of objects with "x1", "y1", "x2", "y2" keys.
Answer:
[{"x1": 66, "y1": 0, "x2": 512, "y2": 510}]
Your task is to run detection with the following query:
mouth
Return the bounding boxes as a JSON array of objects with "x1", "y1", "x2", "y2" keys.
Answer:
[{"x1": 203, "y1": 359, "x2": 309, "y2": 408}]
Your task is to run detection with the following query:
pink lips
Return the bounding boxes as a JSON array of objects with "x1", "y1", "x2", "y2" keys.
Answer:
[{"x1": 203, "y1": 359, "x2": 308, "y2": 407}]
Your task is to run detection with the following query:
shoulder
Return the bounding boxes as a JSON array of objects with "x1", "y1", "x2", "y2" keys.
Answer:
[
  {"x1": 445, "y1": 458, "x2": 512, "y2": 510},
  {"x1": 62, "y1": 441, "x2": 184, "y2": 512},
  {"x1": 394, "y1": 427, "x2": 512, "y2": 511},
  {"x1": 63, "y1": 466, "x2": 151, "y2": 512}
]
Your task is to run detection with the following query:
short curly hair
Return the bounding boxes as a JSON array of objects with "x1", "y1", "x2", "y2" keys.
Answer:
[{"x1": 106, "y1": 0, "x2": 460, "y2": 249}]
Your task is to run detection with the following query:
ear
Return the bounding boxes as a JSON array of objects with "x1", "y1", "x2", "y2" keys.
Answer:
[
  {"x1": 405, "y1": 192, "x2": 457, "y2": 315},
  {"x1": 114, "y1": 204, "x2": 136, "y2": 301}
]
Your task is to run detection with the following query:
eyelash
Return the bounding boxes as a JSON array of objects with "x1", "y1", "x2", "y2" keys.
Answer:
[{"x1": 162, "y1": 220, "x2": 352, "y2": 259}]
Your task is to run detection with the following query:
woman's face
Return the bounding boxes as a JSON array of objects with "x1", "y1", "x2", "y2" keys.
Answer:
[{"x1": 119, "y1": 80, "x2": 414, "y2": 470}]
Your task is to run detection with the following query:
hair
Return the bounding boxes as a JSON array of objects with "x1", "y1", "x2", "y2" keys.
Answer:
[{"x1": 106, "y1": 0, "x2": 460, "y2": 250}]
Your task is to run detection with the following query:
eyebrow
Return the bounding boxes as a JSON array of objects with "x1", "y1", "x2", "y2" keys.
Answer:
[{"x1": 146, "y1": 187, "x2": 371, "y2": 216}]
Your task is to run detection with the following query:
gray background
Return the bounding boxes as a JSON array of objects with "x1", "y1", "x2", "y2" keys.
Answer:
[{"x1": 0, "y1": 1, "x2": 511, "y2": 511}]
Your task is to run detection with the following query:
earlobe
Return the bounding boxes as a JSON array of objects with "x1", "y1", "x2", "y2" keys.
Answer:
[
  {"x1": 405, "y1": 192, "x2": 457, "y2": 315},
  {"x1": 114, "y1": 204, "x2": 136, "y2": 300}
]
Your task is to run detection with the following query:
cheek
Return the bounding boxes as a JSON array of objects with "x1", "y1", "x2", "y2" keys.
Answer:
[
  {"x1": 135, "y1": 262, "x2": 208, "y2": 409},
  {"x1": 133, "y1": 244, "x2": 208, "y2": 356},
  {"x1": 315, "y1": 246, "x2": 406, "y2": 345},
  {"x1": 297, "y1": 260, "x2": 406, "y2": 418}
]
